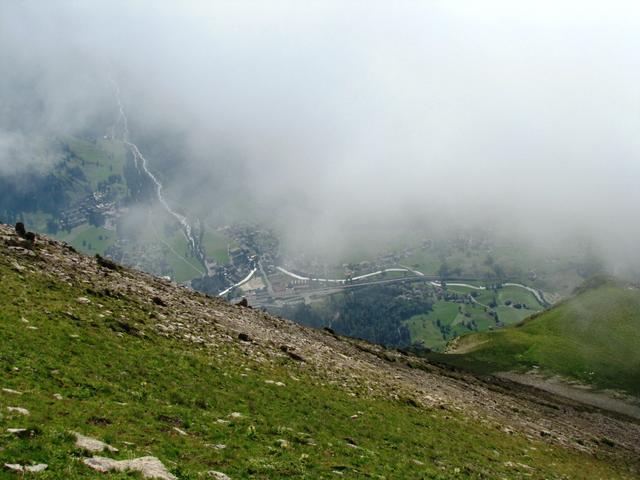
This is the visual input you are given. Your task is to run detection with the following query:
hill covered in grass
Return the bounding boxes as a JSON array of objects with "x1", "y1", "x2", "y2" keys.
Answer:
[
  {"x1": 445, "y1": 276, "x2": 640, "y2": 396},
  {"x1": 1, "y1": 225, "x2": 639, "y2": 479}
]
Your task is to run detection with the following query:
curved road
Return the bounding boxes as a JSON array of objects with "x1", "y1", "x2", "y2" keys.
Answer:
[{"x1": 276, "y1": 266, "x2": 547, "y2": 305}]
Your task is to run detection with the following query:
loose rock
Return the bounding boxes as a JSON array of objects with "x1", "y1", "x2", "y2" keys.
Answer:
[
  {"x1": 2, "y1": 388, "x2": 23, "y2": 395},
  {"x1": 4, "y1": 463, "x2": 48, "y2": 473},
  {"x1": 72, "y1": 431, "x2": 119, "y2": 453},
  {"x1": 207, "y1": 471, "x2": 232, "y2": 480},
  {"x1": 7, "y1": 407, "x2": 30, "y2": 416},
  {"x1": 83, "y1": 456, "x2": 176, "y2": 480}
]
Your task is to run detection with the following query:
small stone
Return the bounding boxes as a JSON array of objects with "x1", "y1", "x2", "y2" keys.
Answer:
[
  {"x1": 276, "y1": 439, "x2": 290, "y2": 448},
  {"x1": 172, "y1": 427, "x2": 187, "y2": 436},
  {"x1": 53, "y1": 393, "x2": 63, "y2": 400},
  {"x1": 2, "y1": 388, "x2": 22, "y2": 395},
  {"x1": 26, "y1": 464, "x2": 48, "y2": 473},
  {"x1": 77, "y1": 297, "x2": 91, "y2": 304},
  {"x1": 7, "y1": 428, "x2": 27, "y2": 434},
  {"x1": 72, "y1": 431, "x2": 118, "y2": 453},
  {"x1": 11, "y1": 262, "x2": 25, "y2": 272},
  {"x1": 207, "y1": 471, "x2": 232, "y2": 480},
  {"x1": 7, "y1": 407, "x2": 29, "y2": 416},
  {"x1": 83, "y1": 456, "x2": 176, "y2": 480},
  {"x1": 228, "y1": 412, "x2": 243, "y2": 419},
  {"x1": 4, "y1": 463, "x2": 48, "y2": 473}
]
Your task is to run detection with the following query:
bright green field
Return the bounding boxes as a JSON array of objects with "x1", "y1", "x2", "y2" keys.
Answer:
[
  {"x1": 445, "y1": 278, "x2": 640, "y2": 396},
  {"x1": 65, "y1": 138, "x2": 126, "y2": 192},
  {"x1": 164, "y1": 230, "x2": 205, "y2": 283},
  {"x1": 55, "y1": 225, "x2": 116, "y2": 255},
  {"x1": 202, "y1": 229, "x2": 233, "y2": 264},
  {"x1": 0, "y1": 245, "x2": 636, "y2": 478},
  {"x1": 405, "y1": 286, "x2": 543, "y2": 351}
]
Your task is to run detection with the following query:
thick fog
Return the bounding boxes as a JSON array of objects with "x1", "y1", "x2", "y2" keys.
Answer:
[{"x1": 1, "y1": 1, "x2": 640, "y2": 265}]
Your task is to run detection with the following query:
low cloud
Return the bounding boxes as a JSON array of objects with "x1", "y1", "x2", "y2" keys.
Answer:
[{"x1": 1, "y1": 1, "x2": 640, "y2": 268}]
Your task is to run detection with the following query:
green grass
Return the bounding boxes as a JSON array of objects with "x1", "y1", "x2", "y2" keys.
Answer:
[
  {"x1": 55, "y1": 225, "x2": 116, "y2": 256},
  {"x1": 1, "y1": 247, "x2": 636, "y2": 478},
  {"x1": 404, "y1": 302, "x2": 461, "y2": 351},
  {"x1": 444, "y1": 278, "x2": 640, "y2": 396},
  {"x1": 405, "y1": 286, "x2": 543, "y2": 352},
  {"x1": 163, "y1": 230, "x2": 204, "y2": 282},
  {"x1": 65, "y1": 138, "x2": 126, "y2": 192},
  {"x1": 202, "y1": 229, "x2": 232, "y2": 264}
]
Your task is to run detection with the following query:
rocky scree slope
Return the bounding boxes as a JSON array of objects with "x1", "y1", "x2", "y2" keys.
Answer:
[{"x1": 0, "y1": 223, "x2": 639, "y2": 479}]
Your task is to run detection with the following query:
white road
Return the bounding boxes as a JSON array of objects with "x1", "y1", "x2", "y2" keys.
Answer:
[
  {"x1": 218, "y1": 268, "x2": 257, "y2": 296},
  {"x1": 276, "y1": 266, "x2": 547, "y2": 305}
]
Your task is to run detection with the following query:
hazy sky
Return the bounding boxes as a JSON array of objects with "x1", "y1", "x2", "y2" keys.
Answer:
[{"x1": 1, "y1": 1, "x2": 640, "y2": 261}]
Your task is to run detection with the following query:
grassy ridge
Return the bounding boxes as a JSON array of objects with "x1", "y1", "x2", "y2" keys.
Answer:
[
  {"x1": 445, "y1": 278, "x2": 640, "y2": 396},
  {"x1": 0, "y1": 249, "x2": 636, "y2": 478}
]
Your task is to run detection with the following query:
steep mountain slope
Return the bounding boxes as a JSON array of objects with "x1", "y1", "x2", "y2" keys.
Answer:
[
  {"x1": 1, "y1": 224, "x2": 639, "y2": 479},
  {"x1": 445, "y1": 276, "x2": 640, "y2": 397}
]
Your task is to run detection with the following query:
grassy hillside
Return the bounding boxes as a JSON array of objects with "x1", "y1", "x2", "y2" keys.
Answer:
[
  {"x1": 1, "y1": 229, "x2": 638, "y2": 478},
  {"x1": 445, "y1": 277, "x2": 640, "y2": 396},
  {"x1": 405, "y1": 285, "x2": 544, "y2": 351}
]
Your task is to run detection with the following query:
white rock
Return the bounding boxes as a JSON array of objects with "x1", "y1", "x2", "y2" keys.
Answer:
[
  {"x1": 4, "y1": 463, "x2": 48, "y2": 473},
  {"x1": 77, "y1": 297, "x2": 91, "y2": 304},
  {"x1": 72, "y1": 431, "x2": 119, "y2": 453},
  {"x1": 83, "y1": 456, "x2": 176, "y2": 480},
  {"x1": 228, "y1": 412, "x2": 243, "y2": 419},
  {"x1": 2, "y1": 388, "x2": 23, "y2": 395},
  {"x1": 207, "y1": 471, "x2": 232, "y2": 479},
  {"x1": 26, "y1": 464, "x2": 48, "y2": 472},
  {"x1": 172, "y1": 427, "x2": 187, "y2": 436},
  {"x1": 11, "y1": 262, "x2": 25, "y2": 272},
  {"x1": 53, "y1": 393, "x2": 63, "y2": 400},
  {"x1": 7, "y1": 407, "x2": 29, "y2": 415}
]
